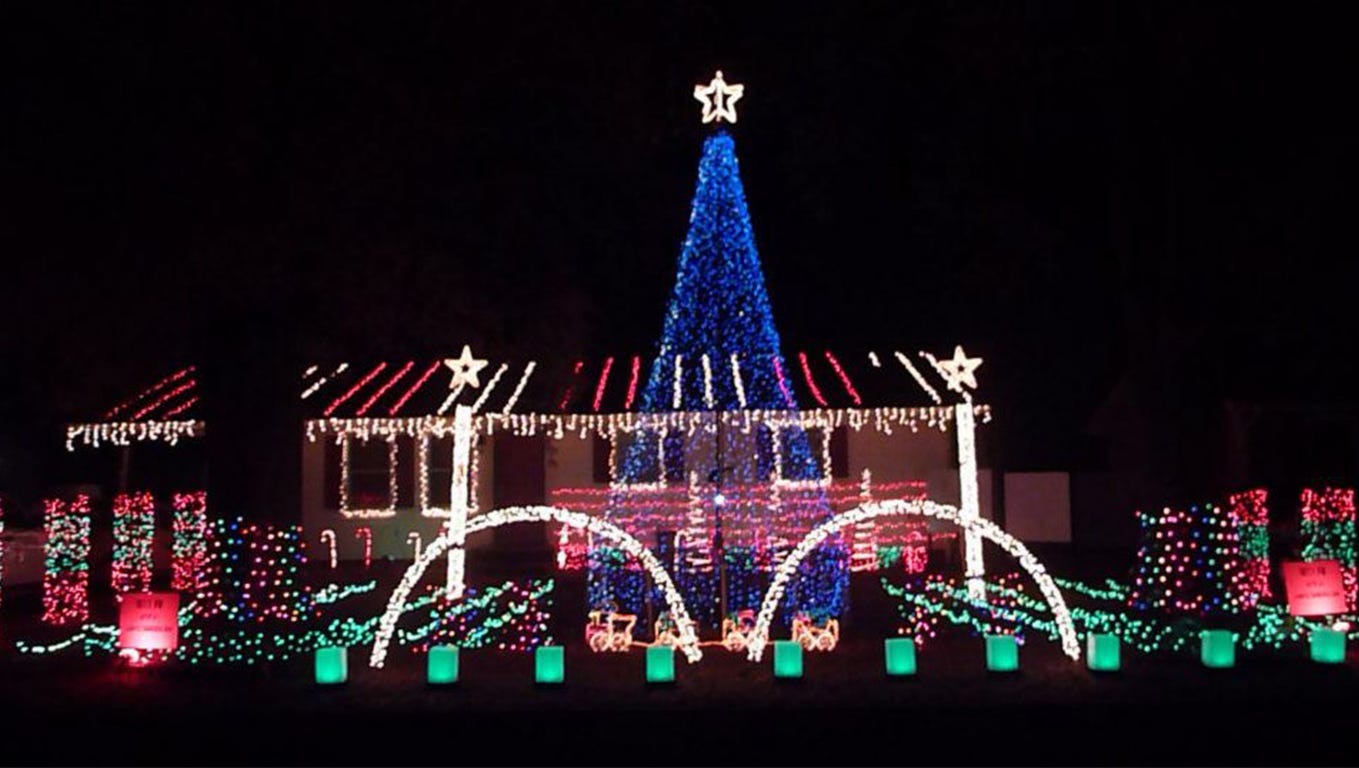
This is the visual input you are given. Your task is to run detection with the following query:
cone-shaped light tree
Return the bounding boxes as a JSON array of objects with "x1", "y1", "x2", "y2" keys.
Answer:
[{"x1": 588, "y1": 73, "x2": 847, "y2": 628}]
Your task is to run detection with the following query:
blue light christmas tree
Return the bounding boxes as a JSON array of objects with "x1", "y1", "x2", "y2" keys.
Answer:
[{"x1": 588, "y1": 85, "x2": 848, "y2": 629}]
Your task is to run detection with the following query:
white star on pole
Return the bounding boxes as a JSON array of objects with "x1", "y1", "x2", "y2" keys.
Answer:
[
  {"x1": 935, "y1": 345, "x2": 983, "y2": 392},
  {"x1": 694, "y1": 70, "x2": 744, "y2": 124},
  {"x1": 444, "y1": 345, "x2": 489, "y2": 389}
]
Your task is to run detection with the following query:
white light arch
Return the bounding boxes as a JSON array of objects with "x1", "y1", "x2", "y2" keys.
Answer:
[
  {"x1": 369, "y1": 505, "x2": 703, "y2": 669},
  {"x1": 745, "y1": 499, "x2": 1082, "y2": 662}
]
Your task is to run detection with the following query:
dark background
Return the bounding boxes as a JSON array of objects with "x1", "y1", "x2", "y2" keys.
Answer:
[{"x1": 2, "y1": 2, "x2": 1354, "y2": 519}]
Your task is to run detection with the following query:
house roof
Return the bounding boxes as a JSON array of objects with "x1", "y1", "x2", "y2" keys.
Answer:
[{"x1": 86, "y1": 349, "x2": 975, "y2": 424}]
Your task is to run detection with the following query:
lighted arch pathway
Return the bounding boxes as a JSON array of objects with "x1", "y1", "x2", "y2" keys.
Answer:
[
  {"x1": 369, "y1": 505, "x2": 704, "y2": 669},
  {"x1": 745, "y1": 500, "x2": 1082, "y2": 662}
]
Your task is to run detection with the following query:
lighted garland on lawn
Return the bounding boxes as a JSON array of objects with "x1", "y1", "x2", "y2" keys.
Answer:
[
  {"x1": 112, "y1": 491, "x2": 156, "y2": 594},
  {"x1": 1300, "y1": 487, "x2": 1356, "y2": 612},
  {"x1": 418, "y1": 579, "x2": 555, "y2": 653}
]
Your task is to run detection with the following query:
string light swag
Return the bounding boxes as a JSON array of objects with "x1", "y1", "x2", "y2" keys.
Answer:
[{"x1": 694, "y1": 70, "x2": 744, "y2": 124}]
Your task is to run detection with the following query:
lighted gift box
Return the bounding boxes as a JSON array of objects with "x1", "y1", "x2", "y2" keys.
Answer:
[
  {"x1": 773, "y1": 640, "x2": 803, "y2": 678},
  {"x1": 1085, "y1": 633, "x2": 1120, "y2": 672},
  {"x1": 535, "y1": 645, "x2": 565, "y2": 684},
  {"x1": 427, "y1": 645, "x2": 460, "y2": 684},
  {"x1": 1310, "y1": 628, "x2": 1346, "y2": 664},
  {"x1": 985, "y1": 635, "x2": 1019, "y2": 672},
  {"x1": 315, "y1": 646, "x2": 348, "y2": 685},
  {"x1": 646, "y1": 645, "x2": 675, "y2": 683},
  {"x1": 1200, "y1": 630, "x2": 1235, "y2": 668},
  {"x1": 884, "y1": 637, "x2": 917, "y2": 676}
]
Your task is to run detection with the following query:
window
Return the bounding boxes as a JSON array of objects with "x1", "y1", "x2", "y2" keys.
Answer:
[
  {"x1": 757, "y1": 426, "x2": 831, "y2": 482},
  {"x1": 830, "y1": 425, "x2": 849, "y2": 479},
  {"x1": 662, "y1": 431, "x2": 685, "y2": 483},
  {"x1": 592, "y1": 434, "x2": 612, "y2": 484},
  {"x1": 350, "y1": 438, "x2": 392, "y2": 509},
  {"x1": 427, "y1": 435, "x2": 454, "y2": 508}
]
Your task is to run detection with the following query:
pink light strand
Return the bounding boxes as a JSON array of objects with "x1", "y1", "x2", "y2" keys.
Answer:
[
  {"x1": 623, "y1": 356, "x2": 641, "y2": 410},
  {"x1": 592, "y1": 357, "x2": 615, "y2": 412},
  {"x1": 824, "y1": 350, "x2": 862, "y2": 406},
  {"x1": 558, "y1": 361, "x2": 585, "y2": 412},
  {"x1": 131, "y1": 380, "x2": 196, "y2": 420},
  {"x1": 771, "y1": 355, "x2": 795, "y2": 408},
  {"x1": 797, "y1": 351, "x2": 828, "y2": 407},
  {"x1": 324, "y1": 363, "x2": 388, "y2": 417},
  {"x1": 388, "y1": 361, "x2": 443, "y2": 416},
  {"x1": 105, "y1": 367, "x2": 194, "y2": 419},
  {"x1": 161, "y1": 396, "x2": 199, "y2": 419},
  {"x1": 355, "y1": 361, "x2": 415, "y2": 416}
]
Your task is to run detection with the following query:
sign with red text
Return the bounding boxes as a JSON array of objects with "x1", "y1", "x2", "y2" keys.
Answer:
[
  {"x1": 118, "y1": 592, "x2": 180, "y2": 651},
  {"x1": 1282, "y1": 560, "x2": 1347, "y2": 616}
]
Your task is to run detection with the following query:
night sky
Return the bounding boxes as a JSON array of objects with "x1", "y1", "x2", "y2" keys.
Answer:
[{"x1": 2, "y1": 2, "x2": 1353, "y2": 504}]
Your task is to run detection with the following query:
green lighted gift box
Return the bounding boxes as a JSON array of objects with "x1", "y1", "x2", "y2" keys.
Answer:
[
  {"x1": 1310, "y1": 628, "x2": 1346, "y2": 664},
  {"x1": 315, "y1": 646, "x2": 347, "y2": 685},
  {"x1": 773, "y1": 640, "x2": 803, "y2": 678},
  {"x1": 884, "y1": 638, "x2": 917, "y2": 676},
  {"x1": 1200, "y1": 629, "x2": 1235, "y2": 668},
  {"x1": 646, "y1": 645, "x2": 675, "y2": 683},
  {"x1": 535, "y1": 645, "x2": 565, "y2": 684},
  {"x1": 428, "y1": 646, "x2": 460, "y2": 684},
  {"x1": 985, "y1": 635, "x2": 1018, "y2": 672},
  {"x1": 1086, "y1": 633, "x2": 1120, "y2": 672}
]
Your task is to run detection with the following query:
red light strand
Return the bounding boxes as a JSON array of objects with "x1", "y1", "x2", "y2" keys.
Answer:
[
  {"x1": 105, "y1": 367, "x2": 194, "y2": 419},
  {"x1": 388, "y1": 361, "x2": 443, "y2": 416},
  {"x1": 324, "y1": 363, "x2": 388, "y2": 417},
  {"x1": 558, "y1": 361, "x2": 584, "y2": 412},
  {"x1": 624, "y1": 356, "x2": 641, "y2": 410},
  {"x1": 797, "y1": 351, "x2": 828, "y2": 407},
  {"x1": 356, "y1": 361, "x2": 415, "y2": 417},
  {"x1": 592, "y1": 357, "x2": 615, "y2": 412},
  {"x1": 824, "y1": 350, "x2": 862, "y2": 406}
]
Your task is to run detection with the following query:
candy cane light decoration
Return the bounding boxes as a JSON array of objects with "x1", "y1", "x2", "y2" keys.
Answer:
[
  {"x1": 320, "y1": 529, "x2": 337, "y2": 569},
  {"x1": 407, "y1": 531, "x2": 422, "y2": 562},
  {"x1": 355, "y1": 526, "x2": 372, "y2": 568}
]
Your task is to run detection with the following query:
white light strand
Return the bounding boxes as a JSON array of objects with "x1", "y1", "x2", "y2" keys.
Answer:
[
  {"x1": 304, "y1": 405, "x2": 991, "y2": 445},
  {"x1": 370, "y1": 505, "x2": 704, "y2": 669},
  {"x1": 436, "y1": 383, "x2": 466, "y2": 417},
  {"x1": 730, "y1": 353, "x2": 747, "y2": 408},
  {"x1": 445, "y1": 405, "x2": 472, "y2": 598},
  {"x1": 502, "y1": 362, "x2": 537, "y2": 415},
  {"x1": 672, "y1": 354, "x2": 684, "y2": 410},
  {"x1": 744, "y1": 499, "x2": 1081, "y2": 663},
  {"x1": 956, "y1": 403, "x2": 985, "y2": 599},
  {"x1": 701, "y1": 354, "x2": 714, "y2": 409},
  {"x1": 301, "y1": 363, "x2": 349, "y2": 401},
  {"x1": 868, "y1": 351, "x2": 881, "y2": 368},
  {"x1": 65, "y1": 420, "x2": 203, "y2": 451},
  {"x1": 470, "y1": 363, "x2": 509, "y2": 412},
  {"x1": 407, "y1": 531, "x2": 422, "y2": 562},
  {"x1": 302, "y1": 365, "x2": 319, "y2": 380},
  {"x1": 893, "y1": 351, "x2": 941, "y2": 404}
]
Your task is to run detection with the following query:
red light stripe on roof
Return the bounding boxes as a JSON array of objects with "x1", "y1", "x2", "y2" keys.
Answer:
[
  {"x1": 824, "y1": 350, "x2": 862, "y2": 406},
  {"x1": 797, "y1": 351, "x2": 828, "y2": 407},
  {"x1": 623, "y1": 356, "x2": 641, "y2": 410},
  {"x1": 388, "y1": 361, "x2": 443, "y2": 416},
  {"x1": 355, "y1": 361, "x2": 415, "y2": 417},
  {"x1": 771, "y1": 355, "x2": 795, "y2": 408},
  {"x1": 131, "y1": 379, "x2": 196, "y2": 420},
  {"x1": 591, "y1": 357, "x2": 615, "y2": 412},
  {"x1": 558, "y1": 360, "x2": 584, "y2": 412},
  {"x1": 161, "y1": 396, "x2": 199, "y2": 419},
  {"x1": 324, "y1": 363, "x2": 388, "y2": 417},
  {"x1": 105, "y1": 367, "x2": 194, "y2": 419}
]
